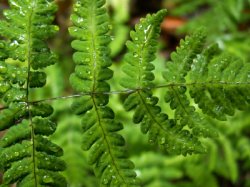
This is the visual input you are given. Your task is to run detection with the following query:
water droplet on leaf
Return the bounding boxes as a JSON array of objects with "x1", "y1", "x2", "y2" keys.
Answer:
[
  {"x1": 43, "y1": 175, "x2": 54, "y2": 183},
  {"x1": 133, "y1": 53, "x2": 138, "y2": 57},
  {"x1": 102, "y1": 178, "x2": 109, "y2": 185},
  {"x1": 160, "y1": 137, "x2": 166, "y2": 145}
]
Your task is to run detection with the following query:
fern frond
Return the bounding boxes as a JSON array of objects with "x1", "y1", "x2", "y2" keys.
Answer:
[
  {"x1": 120, "y1": 9, "x2": 167, "y2": 89},
  {"x1": 120, "y1": 10, "x2": 206, "y2": 156},
  {"x1": 0, "y1": 0, "x2": 66, "y2": 186},
  {"x1": 189, "y1": 46, "x2": 250, "y2": 120},
  {"x1": 162, "y1": 29, "x2": 218, "y2": 137},
  {"x1": 0, "y1": 0, "x2": 58, "y2": 70},
  {"x1": 69, "y1": 0, "x2": 139, "y2": 186},
  {"x1": 162, "y1": 29, "x2": 249, "y2": 137}
]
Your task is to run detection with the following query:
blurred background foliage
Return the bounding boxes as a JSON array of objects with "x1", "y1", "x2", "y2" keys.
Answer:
[{"x1": 0, "y1": 0, "x2": 250, "y2": 186}]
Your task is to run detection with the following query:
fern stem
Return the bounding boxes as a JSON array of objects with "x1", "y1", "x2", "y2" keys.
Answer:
[
  {"x1": 28, "y1": 81, "x2": 250, "y2": 104},
  {"x1": 26, "y1": 1, "x2": 38, "y2": 186}
]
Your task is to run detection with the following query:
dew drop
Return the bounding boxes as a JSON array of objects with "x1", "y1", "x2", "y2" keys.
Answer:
[
  {"x1": 3, "y1": 137, "x2": 8, "y2": 142},
  {"x1": 20, "y1": 10, "x2": 25, "y2": 16},
  {"x1": 160, "y1": 137, "x2": 166, "y2": 145},
  {"x1": 133, "y1": 53, "x2": 138, "y2": 57},
  {"x1": 103, "y1": 151, "x2": 108, "y2": 155},
  {"x1": 102, "y1": 178, "x2": 109, "y2": 185},
  {"x1": 4, "y1": 153, "x2": 9, "y2": 159},
  {"x1": 108, "y1": 24, "x2": 112, "y2": 30},
  {"x1": 17, "y1": 165, "x2": 23, "y2": 170},
  {"x1": 113, "y1": 178, "x2": 118, "y2": 184},
  {"x1": 18, "y1": 34, "x2": 25, "y2": 41},
  {"x1": 0, "y1": 42, "x2": 4, "y2": 48},
  {"x1": 10, "y1": 40, "x2": 19, "y2": 47},
  {"x1": 135, "y1": 169, "x2": 142, "y2": 177},
  {"x1": 53, "y1": 25, "x2": 59, "y2": 32},
  {"x1": 189, "y1": 146, "x2": 194, "y2": 150},
  {"x1": 138, "y1": 25, "x2": 143, "y2": 30},
  {"x1": 0, "y1": 82, "x2": 10, "y2": 93},
  {"x1": 85, "y1": 58, "x2": 90, "y2": 62},
  {"x1": 0, "y1": 64, "x2": 7, "y2": 73},
  {"x1": 148, "y1": 139, "x2": 154, "y2": 144},
  {"x1": 77, "y1": 17, "x2": 84, "y2": 24},
  {"x1": 43, "y1": 175, "x2": 53, "y2": 183},
  {"x1": 75, "y1": 2, "x2": 81, "y2": 7}
]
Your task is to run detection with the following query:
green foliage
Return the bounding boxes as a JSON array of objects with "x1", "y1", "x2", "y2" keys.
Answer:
[
  {"x1": 165, "y1": 0, "x2": 250, "y2": 61},
  {"x1": 120, "y1": 10, "x2": 207, "y2": 156},
  {"x1": 188, "y1": 47, "x2": 250, "y2": 120},
  {"x1": 162, "y1": 30, "x2": 249, "y2": 131},
  {"x1": 107, "y1": 0, "x2": 130, "y2": 57},
  {"x1": 131, "y1": 109, "x2": 250, "y2": 187},
  {"x1": 0, "y1": 0, "x2": 250, "y2": 186},
  {"x1": 0, "y1": 0, "x2": 66, "y2": 186},
  {"x1": 168, "y1": 0, "x2": 249, "y2": 35},
  {"x1": 51, "y1": 100, "x2": 98, "y2": 187},
  {"x1": 69, "y1": 0, "x2": 139, "y2": 186},
  {"x1": 120, "y1": 5, "x2": 249, "y2": 159}
]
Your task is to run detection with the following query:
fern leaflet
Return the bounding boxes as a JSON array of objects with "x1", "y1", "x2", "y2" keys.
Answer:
[
  {"x1": 0, "y1": 0, "x2": 66, "y2": 186},
  {"x1": 69, "y1": 0, "x2": 139, "y2": 186},
  {"x1": 120, "y1": 10, "x2": 208, "y2": 156},
  {"x1": 188, "y1": 45, "x2": 250, "y2": 120}
]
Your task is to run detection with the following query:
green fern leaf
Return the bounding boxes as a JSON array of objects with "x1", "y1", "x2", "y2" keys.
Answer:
[
  {"x1": 162, "y1": 29, "x2": 218, "y2": 138},
  {"x1": 69, "y1": 0, "x2": 139, "y2": 186},
  {"x1": 120, "y1": 10, "x2": 167, "y2": 89},
  {"x1": 162, "y1": 28, "x2": 249, "y2": 145},
  {"x1": 120, "y1": 10, "x2": 208, "y2": 156},
  {"x1": 189, "y1": 45, "x2": 250, "y2": 120},
  {"x1": 0, "y1": 0, "x2": 66, "y2": 186}
]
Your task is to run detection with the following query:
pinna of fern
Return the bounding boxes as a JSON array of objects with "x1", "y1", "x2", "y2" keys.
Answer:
[
  {"x1": 161, "y1": 27, "x2": 250, "y2": 147},
  {"x1": 120, "y1": 10, "x2": 214, "y2": 156},
  {"x1": 69, "y1": 0, "x2": 139, "y2": 186},
  {"x1": 188, "y1": 45, "x2": 250, "y2": 120},
  {"x1": 120, "y1": 8, "x2": 250, "y2": 156},
  {"x1": 0, "y1": 0, "x2": 66, "y2": 186},
  {"x1": 163, "y1": 29, "x2": 249, "y2": 121}
]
